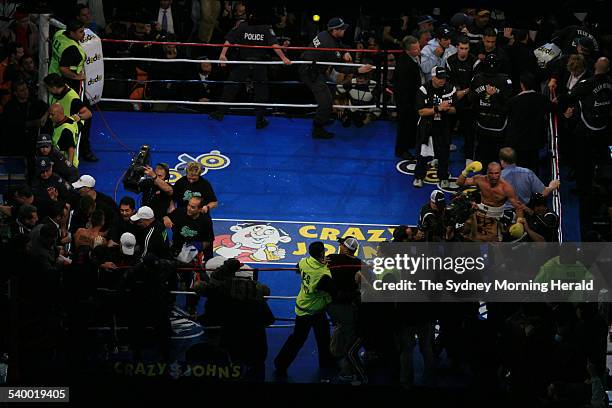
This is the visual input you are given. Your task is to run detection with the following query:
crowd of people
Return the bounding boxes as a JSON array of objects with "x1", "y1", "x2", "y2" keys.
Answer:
[{"x1": 0, "y1": 0, "x2": 612, "y2": 404}]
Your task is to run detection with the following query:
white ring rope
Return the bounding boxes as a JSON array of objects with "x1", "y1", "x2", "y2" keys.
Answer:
[
  {"x1": 103, "y1": 56, "x2": 395, "y2": 69},
  {"x1": 171, "y1": 290, "x2": 296, "y2": 300},
  {"x1": 100, "y1": 97, "x2": 396, "y2": 110}
]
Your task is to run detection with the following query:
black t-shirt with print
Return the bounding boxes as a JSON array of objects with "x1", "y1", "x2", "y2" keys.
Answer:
[
  {"x1": 172, "y1": 176, "x2": 217, "y2": 208},
  {"x1": 168, "y1": 207, "x2": 214, "y2": 251}
]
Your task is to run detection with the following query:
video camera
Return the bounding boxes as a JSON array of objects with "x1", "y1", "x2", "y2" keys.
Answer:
[
  {"x1": 444, "y1": 193, "x2": 476, "y2": 228},
  {"x1": 122, "y1": 145, "x2": 151, "y2": 193}
]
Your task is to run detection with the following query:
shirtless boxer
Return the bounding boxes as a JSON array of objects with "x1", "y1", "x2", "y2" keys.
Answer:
[{"x1": 457, "y1": 161, "x2": 524, "y2": 241}]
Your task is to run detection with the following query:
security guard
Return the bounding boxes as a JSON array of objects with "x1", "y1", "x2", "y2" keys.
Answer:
[
  {"x1": 209, "y1": 12, "x2": 291, "y2": 129},
  {"x1": 470, "y1": 53, "x2": 512, "y2": 166},
  {"x1": 300, "y1": 17, "x2": 373, "y2": 139},
  {"x1": 413, "y1": 66, "x2": 457, "y2": 189},
  {"x1": 564, "y1": 57, "x2": 612, "y2": 196},
  {"x1": 49, "y1": 19, "x2": 86, "y2": 95},
  {"x1": 49, "y1": 103, "x2": 81, "y2": 168},
  {"x1": 274, "y1": 241, "x2": 335, "y2": 378},
  {"x1": 44, "y1": 74, "x2": 92, "y2": 130}
]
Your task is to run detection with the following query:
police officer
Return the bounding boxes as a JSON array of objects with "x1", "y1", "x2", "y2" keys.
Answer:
[
  {"x1": 446, "y1": 36, "x2": 477, "y2": 165},
  {"x1": 209, "y1": 12, "x2": 291, "y2": 129},
  {"x1": 300, "y1": 17, "x2": 373, "y2": 139},
  {"x1": 274, "y1": 241, "x2": 335, "y2": 378},
  {"x1": 36, "y1": 133, "x2": 79, "y2": 183},
  {"x1": 470, "y1": 53, "x2": 513, "y2": 166},
  {"x1": 413, "y1": 66, "x2": 456, "y2": 189},
  {"x1": 564, "y1": 57, "x2": 612, "y2": 197}
]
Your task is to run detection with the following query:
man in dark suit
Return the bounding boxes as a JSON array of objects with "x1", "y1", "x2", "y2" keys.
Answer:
[
  {"x1": 151, "y1": 0, "x2": 193, "y2": 41},
  {"x1": 505, "y1": 73, "x2": 552, "y2": 175},
  {"x1": 392, "y1": 35, "x2": 425, "y2": 159}
]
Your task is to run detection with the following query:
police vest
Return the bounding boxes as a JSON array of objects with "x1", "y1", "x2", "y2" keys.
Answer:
[
  {"x1": 49, "y1": 87, "x2": 84, "y2": 126},
  {"x1": 52, "y1": 119, "x2": 80, "y2": 168},
  {"x1": 295, "y1": 257, "x2": 332, "y2": 316},
  {"x1": 49, "y1": 30, "x2": 86, "y2": 76}
]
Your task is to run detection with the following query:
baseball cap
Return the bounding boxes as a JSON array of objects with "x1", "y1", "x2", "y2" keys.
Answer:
[
  {"x1": 120, "y1": 232, "x2": 136, "y2": 255},
  {"x1": 431, "y1": 66, "x2": 448, "y2": 79},
  {"x1": 327, "y1": 17, "x2": 349, "y2": 30},
  {"x1": 338, "y1": 236, "x2": 359, "y2": 253},
  {"x1": 130, "y1": 206, "x2": 154, "y2": 221},
  {"x1": 477, "y1": 9, "x2": 491, "y2": 17},
  {"x1": 430, "y1": 190, "x2": 446, "y2": 205},
  {"x1": 36, "y1": 156, "x2": 52, "y2": 171},
  {"x1": 72, "y1": 175, "x2": 96, "y2": 189},
  {"x1": 417, "y1": 15, "x2": 436, "y2": 25},
  {"x1": 450, "y1": 12, "x2": 472, "y2": 28},
  {"x1": 575, "y1": 36, "x2": 594, "y2": 54},
  {"x1": 435, "y1": 26, "x2": 452, "y2": 39},
  {"x1": 37, "y1": 133, "x2": 52, "y2": 147}
]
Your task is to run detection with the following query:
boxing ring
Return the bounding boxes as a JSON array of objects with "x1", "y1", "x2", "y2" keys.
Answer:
[{"x1": 37, "y1": 18, "x2": 581, "y2": 382}]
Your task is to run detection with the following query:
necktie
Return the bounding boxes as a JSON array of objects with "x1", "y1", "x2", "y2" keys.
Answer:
[{"x1": 162, "y1": 9, "x2": 168, "y2": 32}]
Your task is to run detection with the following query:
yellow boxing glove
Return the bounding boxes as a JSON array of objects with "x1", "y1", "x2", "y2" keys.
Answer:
[
  {"x1": 509, "y1": 223, "x2": 525, "y2": 239},
  {"x1": 461, "y1": 161, "x2": 483, "y2": 177}
]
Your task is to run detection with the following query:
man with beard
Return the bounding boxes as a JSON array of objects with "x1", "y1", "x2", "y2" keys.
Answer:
[{"x1": 457, "y1": 161, "x2": 524, "y2": 241}]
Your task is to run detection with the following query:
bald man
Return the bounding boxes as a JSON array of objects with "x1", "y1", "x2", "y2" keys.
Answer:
[
  {"x1": 49, "y1": 103, "x2": 81, "y2": 168},
  {"x1": 564, "y1": 57, "x2": 612, "y2": 196},
  {"x1": 457, "y1": 161, "x2": 524, "y2": 241}
]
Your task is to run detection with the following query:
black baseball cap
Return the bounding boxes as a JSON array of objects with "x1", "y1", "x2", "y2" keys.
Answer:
[
  {"x1": 436, "y1": 26, "x2": 452, "y2": 39},
  {"x1": 431, "y1": 66, "x2": 448, "y2": 79},
  {"x1": 431, "y1": 190, "x2": 446, "y2": 205},
  {"x1": 327, "y1": 17, "x2": 349, "y2": 30}
]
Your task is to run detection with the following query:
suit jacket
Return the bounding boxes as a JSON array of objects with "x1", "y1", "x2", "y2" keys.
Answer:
[
  {"x1": 392, "y1": 53, "x2": 422, "y2": 106},
  {"x1": 506, "y1": 91, "x2": 552, "y2": 150}
]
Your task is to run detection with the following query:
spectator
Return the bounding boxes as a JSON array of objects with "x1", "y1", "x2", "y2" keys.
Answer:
[
  {"x1": 3, "y1": 8, "x2": 39, "y2": 57},
  {"x1": 413, "y1": 15, "x2": 435, "y2": 37},
  {"x1": 382, "y1": 11, "x2": 412, "y2": 49},
  {"x1": 10, "y1": 204, "x2": 38, "y2": 237},
  {"x1": 73, "y1": 209, "x2": 106, "y2": 249},
  {"x1": 163, "y1": 196, "x2": 214, "y2": 259},
  {"x1": 499, "y1": 147, "x2": 560, "y2": 211},
  {"x1": 393, "y1": 35, "x2": 424, "y2": 160},
  {"x1": 449, "y1": 12, "x2": 472, "y2": 43},
  {"x1": 505, "y1": 28, "x2": 541, "y2": 92},
  {"x1": 198, "y1": 0, "x2": 221, "y2": 43},
  {"x1": 416, "y1": 28, "x2": 431, "y2": 50},
  {"x1": 421, "y1": 26, "x2": 457, "y2": 80},
  {"x1": 75, "y1": 4, "x2": 102, "y2": 35},
  {"x1": 336, "y1": 72, "x2": 380, "y2": 128},
  {"x1": 130, "y1": 206, "x2": 170, "y2": 260},
  {"x1": 0, "y1": 42, "x2": 23, "y2": 112},
  {"x1": 150, "y1": 0, "x2": 192, "y2": 41},
  {"x1": 172, "y1": 162, "x2": 218, "y2": 215},
  {"x1": 18, "y1": 54, "x2": 38, "y2": 98},
  {"x1": 1, "y1": 80, "x2": 47, "y2": 158},
  {"x1": 69, "y1": 194, "x2": 96, "y2": 234},
  {"x1": 466, "y1": 8, "x2": 495, "y2": 44},
  {"x1": 72, "y1": 175, "x2": 120, "y2": 231},
  {"x1": 505, "y1": 73, "x2": 552, "y2": 174},
  {"x1": 0, "y1": 184, "x2": 35, "y2": 219},
  {"x1": 107, "y1": 196, "x2": 139, "y2": 246},
  {"x1": 93, "y1": 232, "x2": 140, "y2": 289}
]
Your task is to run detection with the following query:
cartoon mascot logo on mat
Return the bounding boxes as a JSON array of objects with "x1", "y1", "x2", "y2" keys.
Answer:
[
  {"x1": 168, "y1": 150, "x2": 230, "y2": 184},
  {"x1": 214, "y1": 223, "x2": 292, "y2": 263},
  {"x1": 395, "y1": 159, "x2": 461, "y2": 193}
]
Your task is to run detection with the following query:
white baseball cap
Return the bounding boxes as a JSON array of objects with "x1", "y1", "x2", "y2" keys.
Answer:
[
  {"x1": 120, "y1": 232, "x2": 136, "y2": 255},
  {"x1": 72, "y1": 174, "x2": 96, "y2": 189},
  {"x1": 130, "y1": 206, "x2": 154, "y2": 221}
]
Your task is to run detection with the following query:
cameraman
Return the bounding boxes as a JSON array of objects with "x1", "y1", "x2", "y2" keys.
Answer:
[
  {"x1": 521, "y1": 193, "x2": 559, "y2": 242},
  {"x1": 141, "y1": 163, "x2": 173, "y2": 220},
  {"x1": 418, "y1": 190, "x2": 447, "y2": 241}
]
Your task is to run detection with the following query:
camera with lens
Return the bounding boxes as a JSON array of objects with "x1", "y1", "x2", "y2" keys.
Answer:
[
  {"x1": 444, "y1": 193, "x2": 475, "y2": 228},
  {"x1": 123, "y1": 145, "x2": 151, "y2": 193}
]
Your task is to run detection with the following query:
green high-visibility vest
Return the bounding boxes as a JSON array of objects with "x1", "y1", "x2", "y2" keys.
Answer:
[
  {"x1": 49, "y1": 86, "x2": 84, "y2": 126},
  {"x1": 295, "y1": 257, "x2": 332, "y2": 316},
  {"x1": 49, "y1": 30, "x2": 86, "y2": 76},
  {"x1": 52, "y1": 119, "x2": 80, "y2": 168}
]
